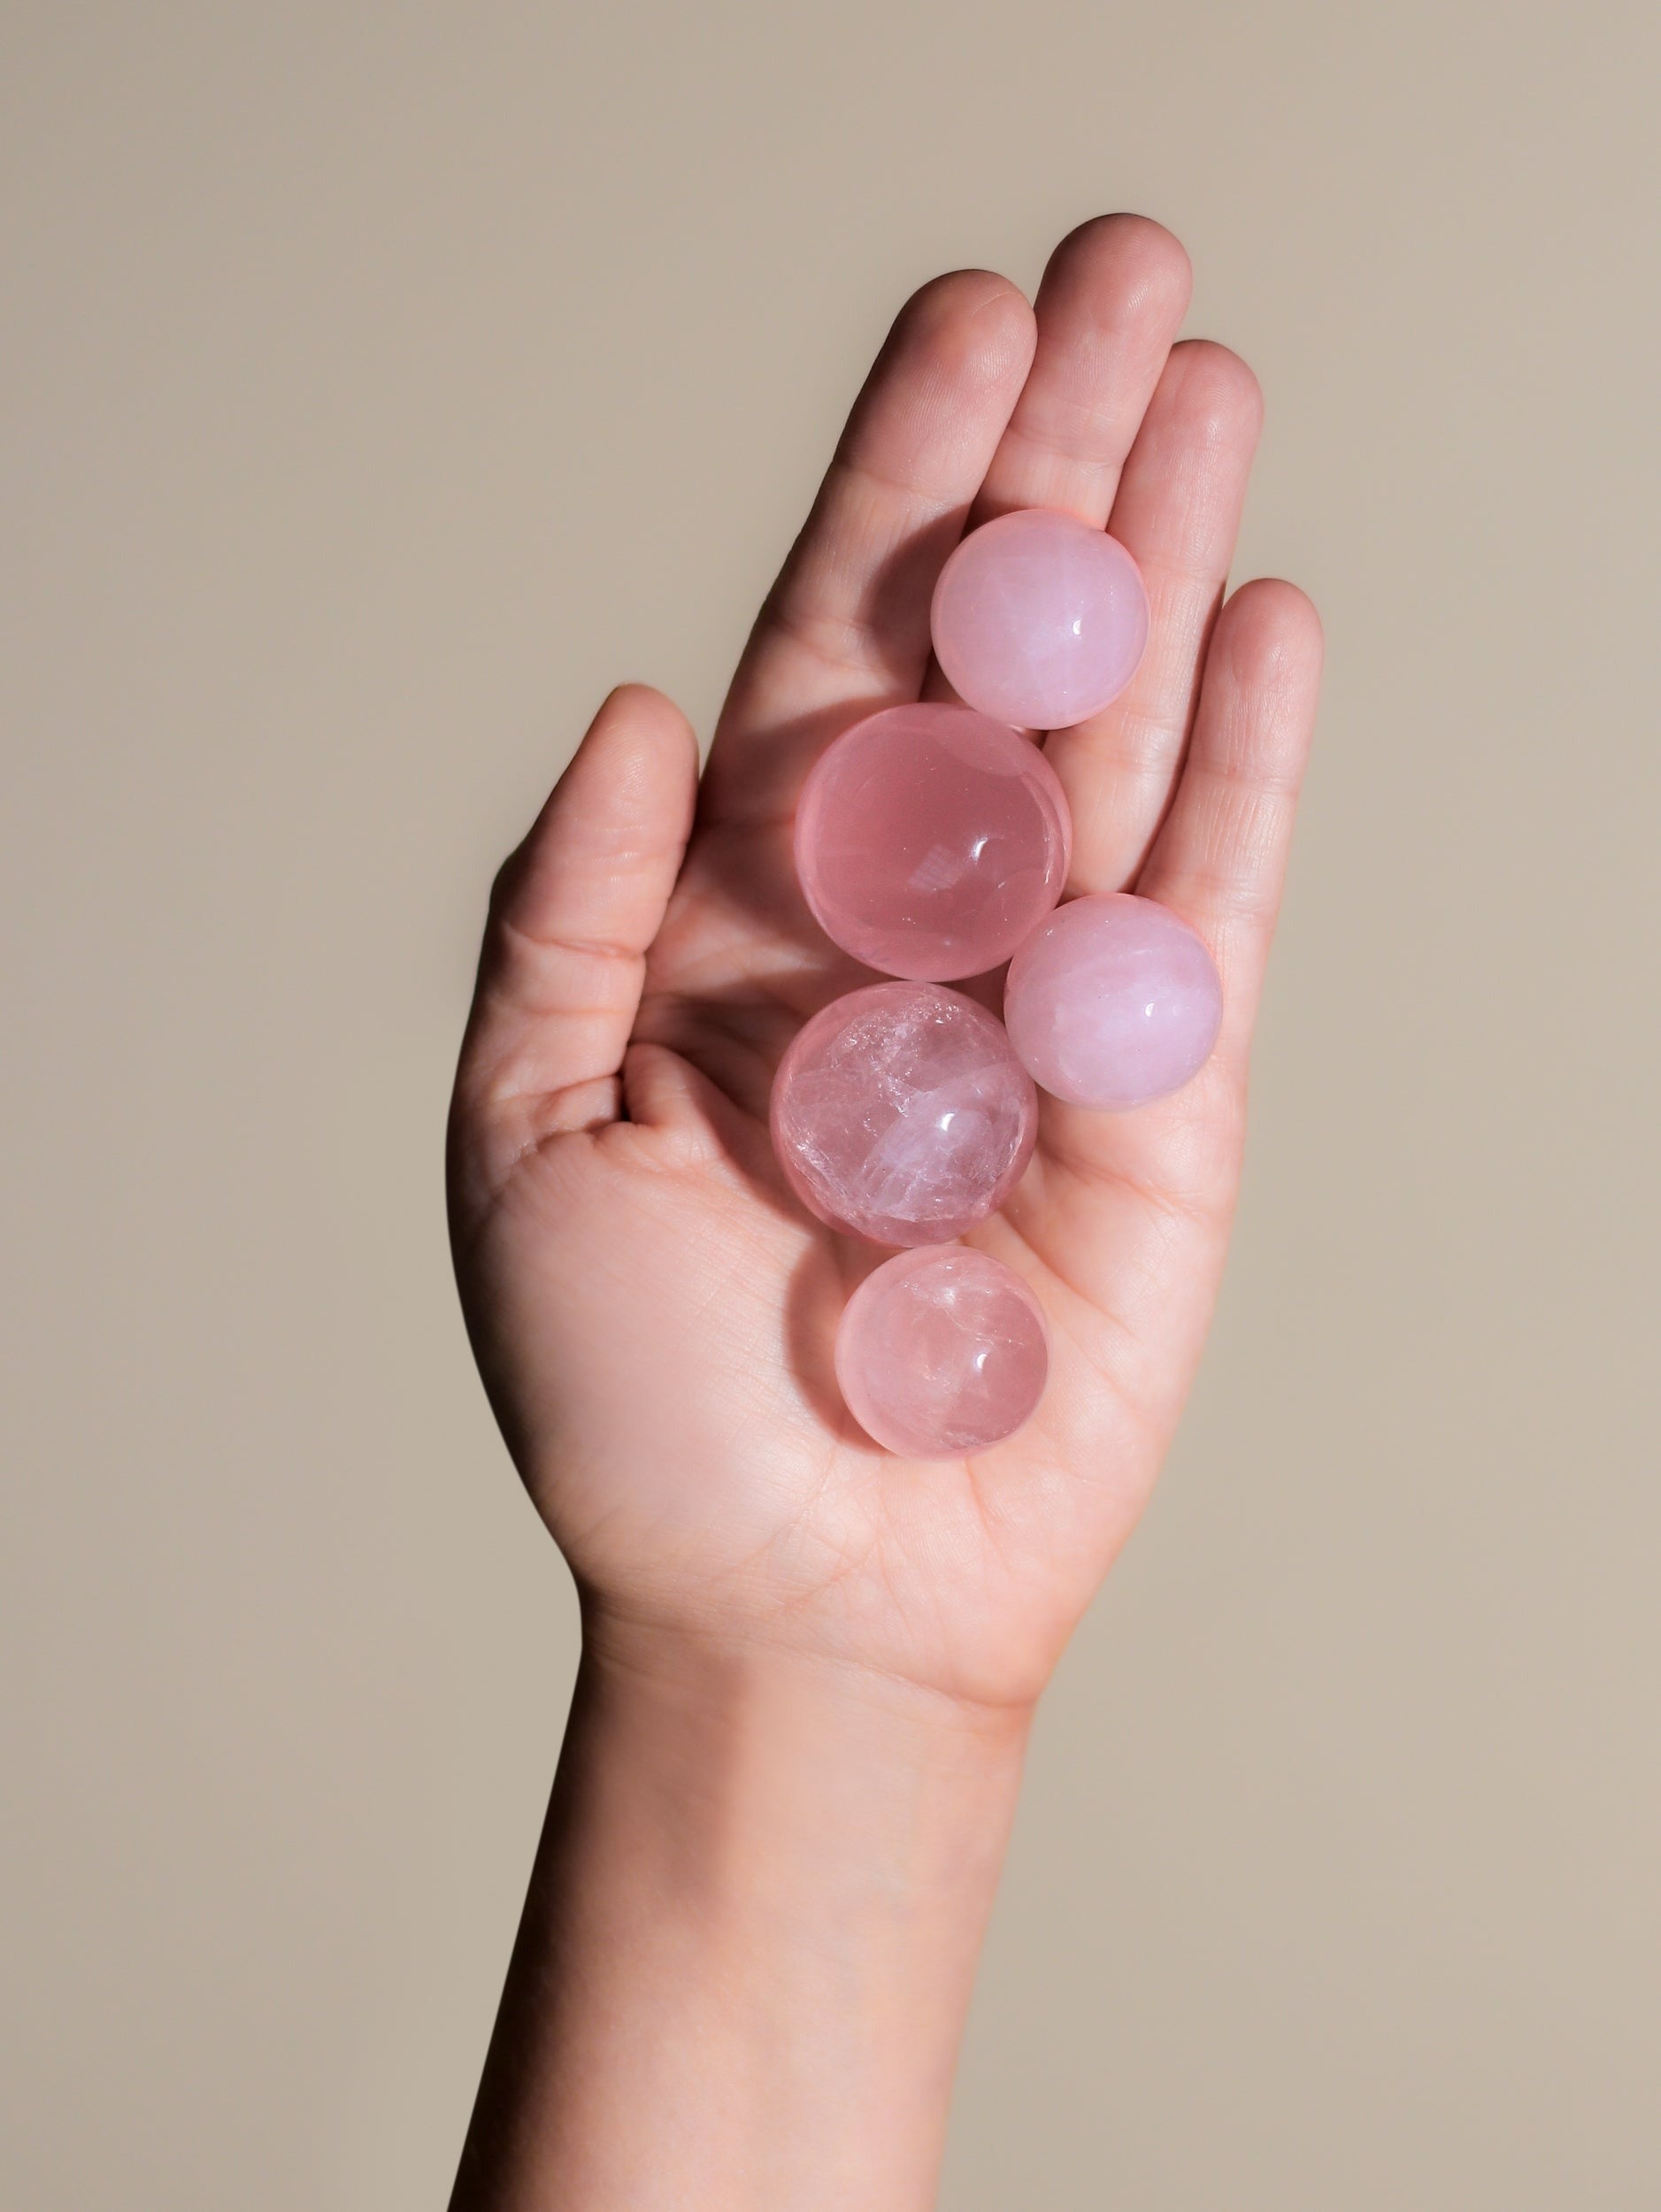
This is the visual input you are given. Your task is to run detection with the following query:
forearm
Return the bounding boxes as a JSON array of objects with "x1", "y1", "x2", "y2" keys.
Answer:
[{"x1": 450, "y1": 1611, "x2": 1031, "y2": 2212}]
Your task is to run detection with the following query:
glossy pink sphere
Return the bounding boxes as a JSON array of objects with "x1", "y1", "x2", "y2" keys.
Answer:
[
  {"x1": 1004, "y1": 893, "x2": 1223, "y2": 1110},
  {"x1": 931, "y1": 507, "x2": 1150, "y2": 729},
  {"x1": 771, "y1": 982, "x2": 1038, "y2": 1246},
  {"x1": 794, "y1": 704, "x2": 1071, "y2": 980},
  {"x1": 835, "y1": 1246, "x2": 1050, "y2": 1457}
]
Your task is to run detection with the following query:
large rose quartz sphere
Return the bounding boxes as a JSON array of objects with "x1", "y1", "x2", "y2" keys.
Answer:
[
  {"x1": 835, "y1": 1246, "x2": 1050, "y2": 1458},
  {"x1": 930, "y1": 507, "x2": 1150, "y2": 730},
  {"x1": 770, "y1": 982, "x2": 1038, "y2": 1246},
  {"x1": 1004, "y1": 892, "x2": 1223, "y2": 1110},
  {"x1": 794, "y1": 703, "x2": 1071, "y2": 980}
]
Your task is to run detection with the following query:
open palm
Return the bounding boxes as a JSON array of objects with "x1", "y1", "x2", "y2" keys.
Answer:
[{"x1": 448, "y1": 216, "x2": 1322, "y2": 1711}]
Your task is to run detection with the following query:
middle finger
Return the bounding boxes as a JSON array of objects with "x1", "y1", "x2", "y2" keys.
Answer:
[{"x1": 1046, "y1": 336, "x2": 1265, "y2": 891}]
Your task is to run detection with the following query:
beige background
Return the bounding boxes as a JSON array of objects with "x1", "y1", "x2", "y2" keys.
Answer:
[{"x1": 4, "y1": 2, "x2": 1657, "y2": 2205}]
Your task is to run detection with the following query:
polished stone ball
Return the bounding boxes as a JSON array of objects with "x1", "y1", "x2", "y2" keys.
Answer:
[
  {"x1": 771, "y1": 982, "x2": 1038, "y2": 1245},
  {"x1": 931, "y1": 506, "x2": 1150, "y2": 730},
  {"x1": 1003, "y1": 892, "x2": 1222, "y2": 1110},
  {"x1": 794, "y1": 703, "x2": 1071, "y2": 980},
  {"x1": 835, "y1": 1245, "x2": 1050, "y2": 1457}
]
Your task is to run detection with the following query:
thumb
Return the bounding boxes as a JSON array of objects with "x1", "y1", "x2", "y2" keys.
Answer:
[{"x1": 452, "y1": 684, "x2": 699, "y2": 1179}]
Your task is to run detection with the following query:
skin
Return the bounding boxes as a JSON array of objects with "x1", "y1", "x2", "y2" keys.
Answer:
[{"x1": 447, "y1": 214, "x2": 1323, "y2": 2210}]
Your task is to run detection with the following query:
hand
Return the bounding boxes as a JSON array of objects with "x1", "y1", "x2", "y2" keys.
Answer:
[
  {"x1": 448, "y1": 215, "x2": 1322, "y2": 1717},
  {"x1": 446, "y1": 213, "x2": 1325, "y2": 2212}
]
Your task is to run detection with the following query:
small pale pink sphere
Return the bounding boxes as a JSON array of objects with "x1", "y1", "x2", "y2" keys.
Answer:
[
  {"x1": 794, "y1": 703, "x2": 1072, "y2": 980},
  {"x1": 1004, "y1": 892, "x2": 1223, "y2": 1110},
  {"x1": 835, "y1": 1246, "x2": 1050, "y2": 1458},
  {"x1": 931, "y1": 507, "x2": 1150, "y2": 730},
  {"x1": 771, "y1": 982, "x2": 1037, "y2": 1246}
]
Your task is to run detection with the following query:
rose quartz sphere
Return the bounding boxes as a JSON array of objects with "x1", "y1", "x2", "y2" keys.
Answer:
[
  {"x1": 794, "y1": 704, "x2": 1072, "y2": 980},
  {"x1": 835, "y1": 1246, "x2": 1050, "y2": 1458},
  {"x1": 1003, "y1": 892, "x2": 1223, "y2": 1110},
  {"x1": 930, "y1": 507, "x2": 1150, "y2": 730},
  {"x1": 771, "y1": 982, "x2": 1038, "y2": 1246}
]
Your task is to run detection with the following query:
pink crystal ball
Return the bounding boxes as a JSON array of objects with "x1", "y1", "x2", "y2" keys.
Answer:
[
  {"x1": 794, "y1": 703, "x2": 1072, "y2": 981},
  {"x1": 930, "y1": 507, "x2": 1150, "y2": 730},
  {"x1": 1003, "y1": 892, "x2": 1223, "y2": 1110},
  {"x1": 835, "y1": 1246, "x2": 1050, "y2": 1457},
  {"x1": 770, "y1": 982, "x2": 1038, "y2": 1246}
]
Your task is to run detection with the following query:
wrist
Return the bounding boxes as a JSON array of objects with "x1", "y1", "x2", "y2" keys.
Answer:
[
  {"x1": 465, "y1": 1605, "x2": 1032, "y2": 2210},
  {"x1": 572, "y1": 1601, "x2": 1033, "y2": 1975},
  {"x1": 580, "y1": 1597, "x2": 1039, "y2": 1768}
]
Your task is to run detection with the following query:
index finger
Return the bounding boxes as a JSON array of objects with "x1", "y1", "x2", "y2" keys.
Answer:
[{"x1": 697, "y1": 271, "x2": 1036, "y2": 836}]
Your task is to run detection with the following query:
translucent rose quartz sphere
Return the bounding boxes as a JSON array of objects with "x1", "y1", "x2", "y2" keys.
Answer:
[
  {"x1": 794, "y1": 703, "x2": 1072, "y2": 980},
  {"x1": 930, "y1": 507, "x2": 1150, "y2": 730},
  {"x1": 835, "y1": 1247, "x2": 1050, "y2": 1458},
  {"x1": 1003, "y1": 892, "x2": 1223, "y2": 1110},
  {"x1": 771, "y1": 982, "x2": 1038, "y2": 1245}
]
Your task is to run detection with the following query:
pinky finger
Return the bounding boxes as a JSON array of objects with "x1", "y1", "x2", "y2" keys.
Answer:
[{"x1": 1134, "y1": 578, "x2": 1324, "y2": 1067}]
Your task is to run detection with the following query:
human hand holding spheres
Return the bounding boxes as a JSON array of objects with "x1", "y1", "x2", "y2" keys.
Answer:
[{"x1": 776, "y1": 507, "x2": 1222, "y2": 1456}]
